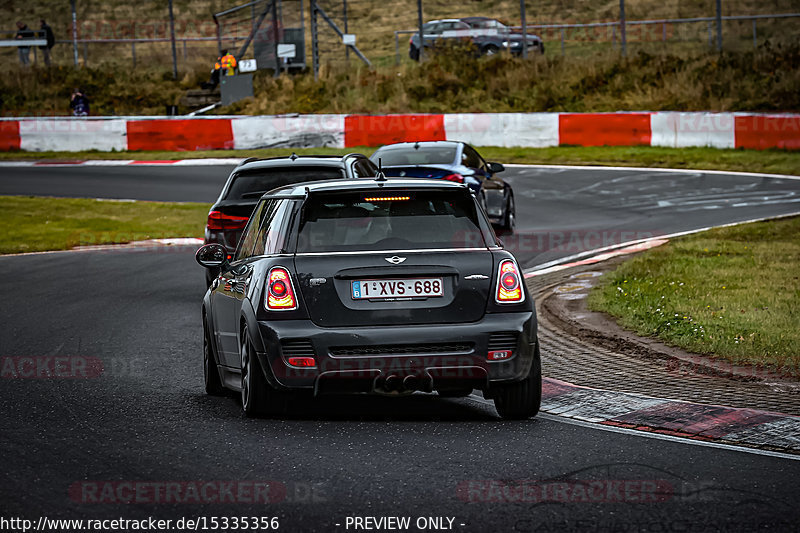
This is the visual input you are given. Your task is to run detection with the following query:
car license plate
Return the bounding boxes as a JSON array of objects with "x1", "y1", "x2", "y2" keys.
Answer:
[{"x1": 351, "y1": 278, "x2": 443, "y2": 300}]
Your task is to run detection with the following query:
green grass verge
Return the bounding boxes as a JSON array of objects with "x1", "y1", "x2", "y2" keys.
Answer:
[
  {"x1": 0, "y1": 196, "x2": 209, "y2": 255},
  {"x1": 588, "y1": 216, "x2": 800, "y2": 373},
  {"x1": 1, "y1": 146, "x2": 798, "y2": 176}
]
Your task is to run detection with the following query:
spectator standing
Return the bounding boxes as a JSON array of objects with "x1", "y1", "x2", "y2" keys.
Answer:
[
  {"x1": 15, "y1": 21, "x2": 34, "y2": 66},
  {"x1": 70, "y1": 88, "x2": 89, "y2": 116},
  {"x1": 39, "y1": 19, "x2": 55, "y2": 67}
]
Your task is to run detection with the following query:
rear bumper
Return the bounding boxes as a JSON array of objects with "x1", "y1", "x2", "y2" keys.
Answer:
[{"x1": 255, "y1": 311, "x2": 537, "y2": 395}]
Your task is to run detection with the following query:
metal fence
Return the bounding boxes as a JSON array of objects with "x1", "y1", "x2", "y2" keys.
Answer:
[
  {"x1": 4, "y1": 2, "x2": 800, "y2": 72},
  {"x1": 394, "y1": 11, "x2": 800, "y2": 64},
  {"x1": 309, "y1": 0, "x2": 371, "y2": 79},
  {"x1": 215, "y1": 0, "x2": 307, "y2": 74}
]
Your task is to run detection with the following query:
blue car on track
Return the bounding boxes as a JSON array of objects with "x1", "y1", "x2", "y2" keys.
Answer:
[{"x1": 370, "y1": 141, "x2": 515, "y2": 231}]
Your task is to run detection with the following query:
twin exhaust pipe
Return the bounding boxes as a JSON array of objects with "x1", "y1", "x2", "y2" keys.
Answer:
[{"x1": 379, "y1": 374, "x2": 430, "y2": 393}]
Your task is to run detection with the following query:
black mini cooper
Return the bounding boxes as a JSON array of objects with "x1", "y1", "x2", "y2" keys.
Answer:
[{"x1": 195, "y1": 177, "x2": 541, "y2": 420}]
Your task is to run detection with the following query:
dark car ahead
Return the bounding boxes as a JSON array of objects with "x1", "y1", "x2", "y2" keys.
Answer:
[
  {"x1": 460, "y1": 16, "x2": 544, "y2": 56},
  {"x1": 204, "y1": 153, "x2": 378, "y2": 284},
  {"x1": 370, "y1": 141, "x2": 515, "y2": 231},
  {"x1": 409, "y1": 19, "x2": 469, "y2": 60},
  {"x1": 195, "y1": 177, "x2": 541, "y2": 420},
  {"x1": 409, "y1": 17, "x2": 543, "y2": 60}
]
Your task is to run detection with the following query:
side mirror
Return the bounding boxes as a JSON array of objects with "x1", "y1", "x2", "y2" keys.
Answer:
[
  {"x1": 195, "y1": 243, "x2": 228, "y2": 269},
  {"x1": 487, "y1": 162, "x2": 505, "y2": 174}
]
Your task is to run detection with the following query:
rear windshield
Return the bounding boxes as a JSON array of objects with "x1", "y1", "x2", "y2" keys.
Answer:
[
  {"x1": 372, "y1": 145, "x2": 457, "y2": 167},
  {"x1": 297, "y1": 190, "x2": 487, "y2": 252},
  {"x1": 225, "y1": 167, "x2": 344, "y2": 201}
]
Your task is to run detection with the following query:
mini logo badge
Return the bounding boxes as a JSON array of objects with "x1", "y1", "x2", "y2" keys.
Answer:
[{"x1": 385, "y1": 256, "x2": 406, "y2": 265}]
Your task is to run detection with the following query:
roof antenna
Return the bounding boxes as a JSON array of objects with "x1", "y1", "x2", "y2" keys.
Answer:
[{"x1": 375, "y1": 157, "x2": 387, "y2": 182}]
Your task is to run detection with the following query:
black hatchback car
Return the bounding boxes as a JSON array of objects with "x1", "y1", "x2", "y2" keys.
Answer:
[
  {"x1": 195, "y1": 177, "x2": 541, "y2": 420},
  {"x1": 204, "y1": 153, "x2": 378, "y2": 285}
]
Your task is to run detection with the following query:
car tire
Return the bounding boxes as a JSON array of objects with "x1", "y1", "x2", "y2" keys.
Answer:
[
  {"x1": 240, "y1": 325, "x2": 272, "y2": 417},
  {"x1": 409, "y1": 45, "x2": 420, "y2": 61},
  {"x1": 501, "y1": 194, "x2": 516, "y2": 232},
  {"x1": 492, "y1": 348, "x2": 541, "y2": 420},
  {"x1": 203, "y1": 321, "x2": 225, "y2": 396}
]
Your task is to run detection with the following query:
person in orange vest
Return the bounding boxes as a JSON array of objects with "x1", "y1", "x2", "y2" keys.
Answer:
[
  {"x1": 201, "y1": 52, "x2": 225, "y2": 90},
  {"x1": 220, "y1": 50, "x2": 237, "y2": 76}
]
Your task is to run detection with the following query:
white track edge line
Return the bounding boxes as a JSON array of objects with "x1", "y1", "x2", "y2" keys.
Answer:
[
  {"x1": 524, "y1": 211, "x2": 800, "y2": 275},
  {"x1": 504, "y1": 163, "x2": 800, "y2": 181},
  {"x1": 465, "y1": 395, "x2": 800, "y2": 461}
]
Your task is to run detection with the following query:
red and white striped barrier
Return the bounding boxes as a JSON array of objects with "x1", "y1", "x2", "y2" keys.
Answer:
[{"x1": 1, "y1": 112, "x2": 798, "y2": 152}]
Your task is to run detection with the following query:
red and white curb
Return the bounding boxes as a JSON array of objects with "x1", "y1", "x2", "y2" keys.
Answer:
[
  {"x1": 524, "y1": 239, "x2": 669, "y2": 278},
  {"x1": 540, "y1": 378, "x2": 800, "y2": 454},
  {"x1": 2, "y1": 112, "x2": 799, "y2": 152}
]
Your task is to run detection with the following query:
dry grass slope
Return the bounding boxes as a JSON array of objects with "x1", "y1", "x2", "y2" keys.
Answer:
[{"x1": 1, "y1": 1, "x2": 798, "y2": 115}]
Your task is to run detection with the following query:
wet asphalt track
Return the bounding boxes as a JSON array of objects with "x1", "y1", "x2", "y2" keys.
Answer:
[{"x1": 1, "y1": 164, "x2": 800, "y2": 530}]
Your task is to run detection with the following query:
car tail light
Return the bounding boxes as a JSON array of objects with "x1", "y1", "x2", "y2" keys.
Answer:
[
  {"x1": 487, "y1": 350, "x2": 512, "y2": 361},
  {"x1": 266, "y1": 267, "x2": 298, "y2": 311},
  {"x1": 206, "y1": 210, "x2": 249, "y2": 231},
  {"x1": 495, "y1": 259, "x2": 524, "y2": 303},
  {"x1": 442, "y1": 173, "x2": 465, "y2": 183},
  {"x1": 287, "y1": 357, "x2": 316, "y2": 368}
]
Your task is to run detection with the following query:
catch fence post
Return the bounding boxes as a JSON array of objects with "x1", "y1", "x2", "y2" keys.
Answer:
[
  {"x1": 169, "y1": 0, "x2": 178, "y2": 79},
  {"x1": 417, "y1": 0, "x2": 424, "y2": 61},
  {"x1": 520, "y1": 0, "x2": 527, "y2": 59},
  {"x1": 71, "y1": 0, "x2": 79, "y2": 67},
  {"x1": 619, "y1": 0, "x2": 627, "y2": 56},
  {"x1": 344, "y1": 0, "x2": 349, "y2": 64},
  {"x1": 311, "y1": 0, "x2": 319, "y2": 80}
]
